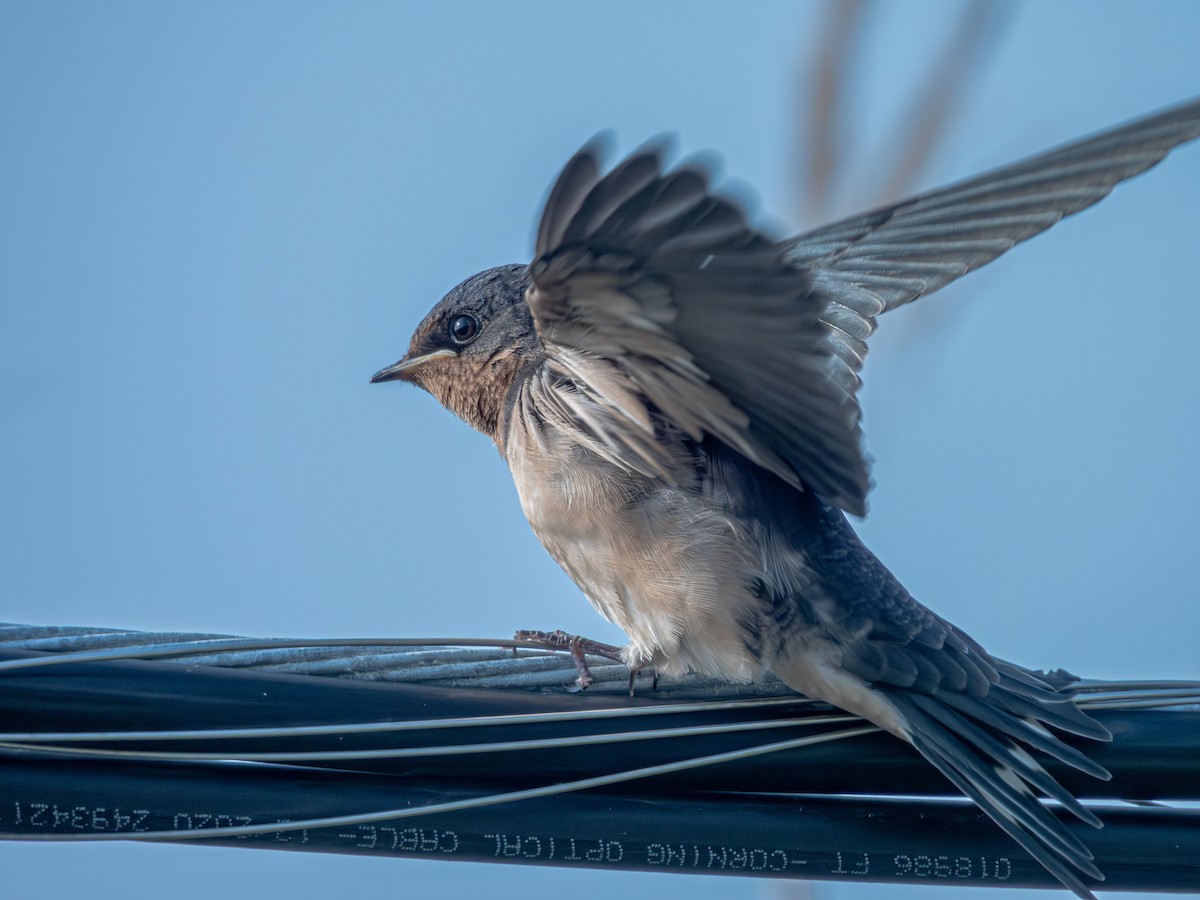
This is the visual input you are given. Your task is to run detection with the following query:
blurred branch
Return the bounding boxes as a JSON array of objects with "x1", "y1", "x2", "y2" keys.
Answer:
[
  {"x1": 795, "y1": 0, "x2": 1012, "y2": 225},
  {"x1": 876, "y1": 0, "x2": 1010, "y2": 204},
  {"x1": 801, "y1": 0, "x2": 865, "y2": 224}
]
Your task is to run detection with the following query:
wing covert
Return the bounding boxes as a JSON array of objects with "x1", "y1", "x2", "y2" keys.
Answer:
[{"x1": 528, "y1": 141, "x2": 871, "y2": 514}]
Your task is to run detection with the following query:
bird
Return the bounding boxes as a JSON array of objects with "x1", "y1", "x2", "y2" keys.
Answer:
[{"x1": 371, "y1": 98, "x2": 1200, "y2": 898}]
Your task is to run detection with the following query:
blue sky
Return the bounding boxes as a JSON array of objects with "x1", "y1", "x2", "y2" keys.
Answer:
[{"x1": 2, "y1": 2, "x2": 1198, "y2": 898}]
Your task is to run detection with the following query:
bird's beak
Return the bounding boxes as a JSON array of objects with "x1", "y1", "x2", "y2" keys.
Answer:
[{"x1": 369, "y1": 348, "x2": 459, "y2": 384}]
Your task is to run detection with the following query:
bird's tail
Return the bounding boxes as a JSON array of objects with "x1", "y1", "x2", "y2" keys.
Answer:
[{"x1": 881, "y1": 663, "x2": 1111, "y2": 900}]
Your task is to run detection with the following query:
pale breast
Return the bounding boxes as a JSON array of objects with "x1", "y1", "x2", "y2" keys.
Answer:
[{"x1": 503, "y1": 387, "x2": 767, "y2": 682}]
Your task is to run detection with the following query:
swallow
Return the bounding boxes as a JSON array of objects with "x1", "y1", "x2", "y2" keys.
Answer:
[{"x1": 372, "y1": 98, "x2": 1200, "y2": 897}]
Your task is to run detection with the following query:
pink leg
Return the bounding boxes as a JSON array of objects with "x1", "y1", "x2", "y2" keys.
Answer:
[{"x1": 512, "y1": 629, "x2": 624, "y2": 689}]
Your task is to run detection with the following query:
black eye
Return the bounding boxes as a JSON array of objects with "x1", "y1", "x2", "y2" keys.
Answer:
[{"x1": 448, "y1": 314, "x2": 480, "y2": 344}]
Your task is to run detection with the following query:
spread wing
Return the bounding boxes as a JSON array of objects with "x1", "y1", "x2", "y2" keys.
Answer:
[
  {"x1": 527, "y1": 137, "x2": 869, "y2": 512},
  {"x1": 526, "y1": 99, "x2": 1200, "y2": 516},
  {"x1": 790, "y1": 96, "x2": 1200, "y2": 386}
]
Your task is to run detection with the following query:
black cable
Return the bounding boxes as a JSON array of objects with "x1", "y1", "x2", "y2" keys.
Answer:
[
  {"x1": 1, "y1": 752, "x2": 1197, "y2": 892},
  {"x1": 0, "y1": 643, "x2": 1196, "y2": 892}
]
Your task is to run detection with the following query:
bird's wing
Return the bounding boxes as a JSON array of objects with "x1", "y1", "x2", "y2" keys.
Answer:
[
  {"x1": 526, "y1": 99, "x2": 1200, "y2": 517},
  {"x1": 788, "y1": 96, "x2": 1200, "y2": 385},
  {"x1": 527, "y1": 138, "x2": 870, "y2": 513}
]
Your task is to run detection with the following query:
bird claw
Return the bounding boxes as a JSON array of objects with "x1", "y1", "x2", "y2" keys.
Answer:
[{"x1": 512, "y1": 629, "x2": 625, "y2": 690}]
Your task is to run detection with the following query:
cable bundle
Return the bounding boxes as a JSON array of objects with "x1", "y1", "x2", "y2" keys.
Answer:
[{"x1": 0, "y1": 625, "x2": 1196, "y2": 891}]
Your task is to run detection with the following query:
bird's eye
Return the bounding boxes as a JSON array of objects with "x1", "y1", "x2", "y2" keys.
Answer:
[{"x1": 448, "y1": 314, "x2": 480, "y2": 344}]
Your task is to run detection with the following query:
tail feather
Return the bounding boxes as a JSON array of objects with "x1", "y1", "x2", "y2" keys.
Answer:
[
  {"x1": 939, "y1": 688, "x2": 1112, "y2": 780},
  {"x1": 905, "y1": 695, "x2": 1099, "y2": 864},
  {"x1": 908, "y1": 692, "x2": 1103, "y2": 828},
  {"x1": 903, "y1": 712, "x2": 1103, "y2": 900},
  {"x1": 884, "y1": 675, "x2": 1111, "y2": 900},
  {"x1": 992, "y1": 658, "x2": 1054, "y2": 689},
  {"x1": 989, "y1": 662, "x2": 1112, "y2": 736},
  {"x1": 985, "y1": 678, "x2": 1112, "y2": 740}
]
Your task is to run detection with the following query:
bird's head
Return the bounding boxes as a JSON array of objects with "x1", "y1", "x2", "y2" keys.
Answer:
[{"x1": 371, "y1": 263, "x2": 543, "y2": 440}]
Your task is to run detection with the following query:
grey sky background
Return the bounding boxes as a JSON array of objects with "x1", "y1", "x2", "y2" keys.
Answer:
[{"x1": 2, "y1": 2, "x2": 1198, "y2": 898}]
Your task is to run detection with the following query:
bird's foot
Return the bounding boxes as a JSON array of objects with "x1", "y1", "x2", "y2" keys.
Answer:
[
  {"x1": 629, "y1": 665, "x2": 659, "y2": 698},
  {"x1": 512, "y1": 629, "x2": 624, "y2": 690}
]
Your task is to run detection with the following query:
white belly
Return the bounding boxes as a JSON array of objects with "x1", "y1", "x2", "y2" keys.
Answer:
[{"x1": 505, "y1": 418, "x2": 765, "y2": 682}]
